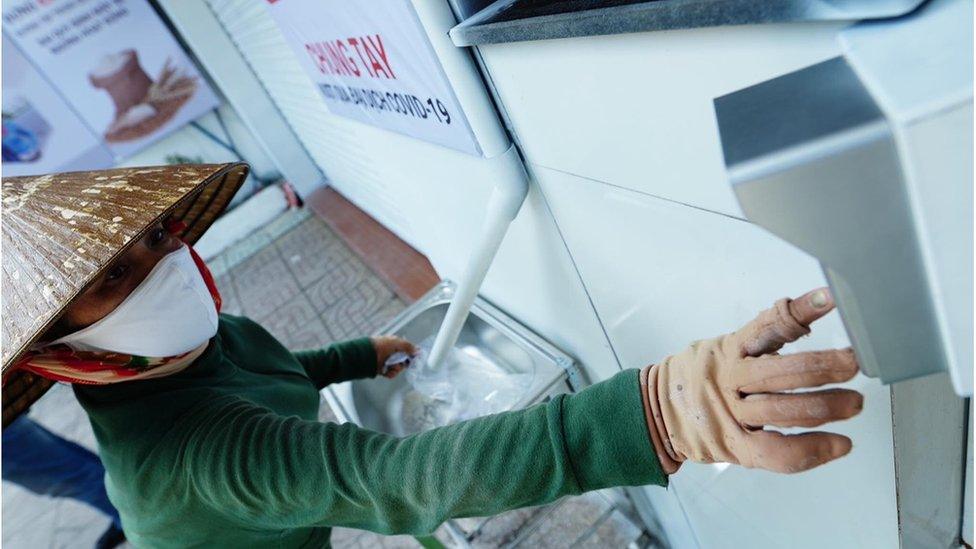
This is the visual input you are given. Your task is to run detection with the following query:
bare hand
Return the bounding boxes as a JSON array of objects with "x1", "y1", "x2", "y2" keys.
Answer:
[{"x1": 371, "y1": 336, "x2": 418, "y2": 379}]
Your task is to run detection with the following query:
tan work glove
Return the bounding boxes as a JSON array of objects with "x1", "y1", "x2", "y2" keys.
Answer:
[{"x1": 640, "y1": 288, "x2": 862, "y2": 474}]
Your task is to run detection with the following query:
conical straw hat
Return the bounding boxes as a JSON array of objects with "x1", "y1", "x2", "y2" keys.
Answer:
[{"x1": 2, "y1": 162, "x2": 249, "y2": 426}]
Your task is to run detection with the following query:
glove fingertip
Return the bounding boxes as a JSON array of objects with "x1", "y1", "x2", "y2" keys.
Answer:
[{"x1": 787, "y1": 288, "x2": 835, "y2": 327}]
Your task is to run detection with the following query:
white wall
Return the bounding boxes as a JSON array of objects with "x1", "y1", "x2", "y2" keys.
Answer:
[{"x1": 205, "y1": 4, "x2": 902, "y2": 547}]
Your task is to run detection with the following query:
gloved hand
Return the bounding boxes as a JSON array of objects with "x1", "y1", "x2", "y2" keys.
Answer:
[{"x1": 640, "y1": 288, "x2": 862, "y2": 474}]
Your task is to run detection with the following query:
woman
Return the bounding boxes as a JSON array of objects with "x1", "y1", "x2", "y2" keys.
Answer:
[{"x1": 2, "y1": 163, "x2": 863, "y2": 548}]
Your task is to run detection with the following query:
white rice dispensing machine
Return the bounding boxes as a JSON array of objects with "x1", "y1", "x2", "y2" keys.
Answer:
[{"x1": 714, "y1": 0, "x2": 973, "y2": 396}]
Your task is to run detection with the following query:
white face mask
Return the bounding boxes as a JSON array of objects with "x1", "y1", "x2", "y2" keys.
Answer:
[{"x1": 53, "y1": 245, "x2": 219, "y2": 357}]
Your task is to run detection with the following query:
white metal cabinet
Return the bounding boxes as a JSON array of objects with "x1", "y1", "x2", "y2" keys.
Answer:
[
  {"x1": 475, "y1": 22, "x2": 848, "y2": 218},
  {"x1": 534, "y1": 165, "x2": 899, "y2": 548}
]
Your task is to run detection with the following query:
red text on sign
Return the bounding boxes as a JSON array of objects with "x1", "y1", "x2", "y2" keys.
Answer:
[{"x1": 304, "y1": 34, "x2": 396, "y2": 80}]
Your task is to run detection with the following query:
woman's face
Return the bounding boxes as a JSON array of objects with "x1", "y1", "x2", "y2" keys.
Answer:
[{"x1": 55, "y1": 223, "x2": 182, "y2": 335}]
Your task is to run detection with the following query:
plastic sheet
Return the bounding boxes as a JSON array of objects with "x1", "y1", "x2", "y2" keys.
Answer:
[{"x1": 396, "y1": 336, "x2": 533, "y2": 429}]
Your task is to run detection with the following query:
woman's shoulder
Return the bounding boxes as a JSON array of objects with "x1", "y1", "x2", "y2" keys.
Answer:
[
  {"x1": 216, "y1": 314, "x2": 290, "y2": 353},
  {"x1": 75, "y1": 383, "x2": 225, "y2": 441},
  {"x1": 216, "y1": 312, "x2": 262, "y2": 333},
  {"x1": 215, "y1": 314, "x2": 302, "y2": 373}
]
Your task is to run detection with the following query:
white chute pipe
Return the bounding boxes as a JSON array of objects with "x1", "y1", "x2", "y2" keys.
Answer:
[
  {"x1": 426, "y1": 144, "x2": 529, "y2": 369},
  {"x1": 411, "y1": 0, "x2": 510, "y2": 157},
  {"x1": 408, "y1": 0, "x2": 529, "y2": 368}
]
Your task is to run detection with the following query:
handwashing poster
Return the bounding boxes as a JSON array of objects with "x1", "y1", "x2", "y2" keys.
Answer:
[
  {"x1": 2, "y1": 0, "x2": 219, "y2": 160},
  {"x1": 2, "y1": 34, "x2": 114, "y2": 176},
  {"x1": 266, "y1": 0, "x2": 481, "y2": 156}
]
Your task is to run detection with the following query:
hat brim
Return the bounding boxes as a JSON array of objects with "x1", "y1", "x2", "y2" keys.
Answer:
[{"x1": 2, "y1": 162, "x2": 249, "y2": 426}]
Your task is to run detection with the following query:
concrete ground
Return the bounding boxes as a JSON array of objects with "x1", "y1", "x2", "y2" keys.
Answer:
[{"x1": 2, "y1": 209, "x2": 644, "y2": 548}]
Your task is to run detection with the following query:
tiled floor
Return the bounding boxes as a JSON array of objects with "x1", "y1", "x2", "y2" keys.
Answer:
[
  {"x1": 307, "y1": 187, "x2": 440, "y2": 303},
  {"x1": 2, "y1": 209, "x2": 646, "y2": 549},
  {"x1": 213, "y1": 214, "x2": 405, "y2": 349}
]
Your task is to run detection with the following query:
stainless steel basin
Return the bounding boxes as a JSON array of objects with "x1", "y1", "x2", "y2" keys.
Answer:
[
  {"x1": 320, "y1": 282, "x2": 643, "y2": 548},
  {"x1": 323, "y1": 281, "x2": 579, "y2": 437}
]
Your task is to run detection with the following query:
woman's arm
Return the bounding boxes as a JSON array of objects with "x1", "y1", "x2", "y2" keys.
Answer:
[
  {"x1": 178, "y1": 369, "x2": 665, "y2": 535},
  {"x1": 292, "y1": 338, "x2": 377, "y2": 388}
]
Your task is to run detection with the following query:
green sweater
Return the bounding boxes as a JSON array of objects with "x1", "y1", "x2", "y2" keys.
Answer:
[{"x1": 74, "y1": 314, "x2": 666, "y2": 548}]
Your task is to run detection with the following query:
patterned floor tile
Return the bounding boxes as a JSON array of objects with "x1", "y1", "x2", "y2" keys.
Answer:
[
  {"x1": 304, "y1": 258, "x2": 371, "y2": 311},
  {"x1": 361, "y1": 298, "x2": 408, "y2": 337},
  {"x1": 305, "y1": 187, "x2": 439, "y2": 302},
  {"x1": 205, "y1": 253, "x2": 230, "y2": 279},
  {"x1": 261, "y1": 207, "x2": 311, "y2": 240},
  {"x1": 231, "y1": 241, "x2": 281, "y2": 284},
  {"x1": 576, "y1": 510, "x2": 643, "y2": 548},
  {"x1": 274, "y1": 217, "x2": 333, "y2": 252},
  {"x1": 273, "y1": 218, "x2": 335, "y2": 260},
  {"x1": 513, "y1": 495, "x2": 610, "y2": 548},
  {"x1": 235, "y1": 255, "x2": 302, "y2": 320},
  {"x1": 278, "y1": 221, "x2": 355, "y2": 289},
  {"x1": 214, "y1": 273, "x2": 234, "y2": 294},
  {"x1": 320, "y1": 278, "x2": 398, "y2": 340},
  {"x1": 215, "y1": 274, "x2": 244, "y2": 316},
  {"x1": 459, "y1": 505, "x2": 549, "y2": 548},
  {"x1": 258, "y1": 294, "x2": 333, "y2": 351},
  {"x1": 220, "y1": 230, "x2": 275, "y2": 271}
]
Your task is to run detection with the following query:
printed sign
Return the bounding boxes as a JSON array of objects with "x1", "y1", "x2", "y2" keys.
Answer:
[
  {"x1": 2, "y1": 34, "x2": 114, "y2": 176},
  {"x1": 2, "y1": 0, "x2": 220, "y2": 160},
  {"x1": 266, "y1": 0, "x2": 481, "y2": 156}
]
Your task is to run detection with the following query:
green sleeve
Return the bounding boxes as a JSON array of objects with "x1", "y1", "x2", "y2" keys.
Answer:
[
  {"x1": 178, "y1": 369, "x2": 666, "y2": 535},
  {"x1": 292, "y1": 338, "x2": 377, "y2": 388}
]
